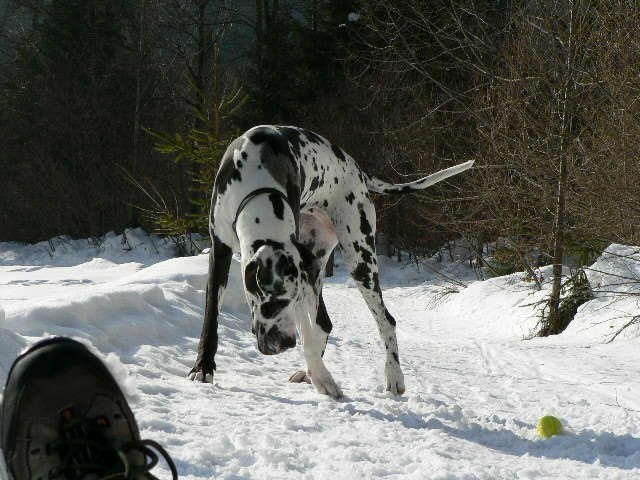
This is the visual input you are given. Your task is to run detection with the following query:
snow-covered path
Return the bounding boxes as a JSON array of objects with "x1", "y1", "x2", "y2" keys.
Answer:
[{"x1": 2, "y1": 235, "x2": 640, "y2": 479}]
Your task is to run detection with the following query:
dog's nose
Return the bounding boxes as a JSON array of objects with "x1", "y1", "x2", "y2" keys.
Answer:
[{"x1": 257, "y1": 326, "x2": 296, "y2": 355}]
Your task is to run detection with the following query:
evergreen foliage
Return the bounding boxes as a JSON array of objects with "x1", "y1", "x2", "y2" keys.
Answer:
[
  {"x1": 538, "y1": 269, "x2": 594, "y2": 337},
  {"x1": 132, "y1": 75, "x2": 246, "y2": 254}
]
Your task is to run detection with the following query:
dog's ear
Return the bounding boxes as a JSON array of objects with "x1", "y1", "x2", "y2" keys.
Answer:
[
  {"x1": 244, "y1": 246, "x2": 272, "y2": 297},
  {"x1": 244, "y1": 259, "x2": 262, "y2": 297}
]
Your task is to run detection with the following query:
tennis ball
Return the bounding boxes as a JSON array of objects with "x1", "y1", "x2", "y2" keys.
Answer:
[{"x1": 537, "y1": 415, "x2": 562, "y2": 438}]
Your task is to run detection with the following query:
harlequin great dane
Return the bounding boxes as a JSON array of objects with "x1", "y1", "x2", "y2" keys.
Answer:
[{"x1": 188, "y1": 125, "x2": 473, "y2": 398}]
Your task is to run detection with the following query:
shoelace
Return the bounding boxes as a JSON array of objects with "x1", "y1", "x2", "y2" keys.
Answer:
[
  {"x1": 49, "y1": 413, "x2": 179, "y2": 480},
  {"x1": 49, "y1": 437, "x2": 178, "y2": 480}
]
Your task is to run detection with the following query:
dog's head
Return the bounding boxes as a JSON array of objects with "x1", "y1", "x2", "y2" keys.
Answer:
[{"x1": 243, "y1": 241, "x2": 320, "y2": 355}]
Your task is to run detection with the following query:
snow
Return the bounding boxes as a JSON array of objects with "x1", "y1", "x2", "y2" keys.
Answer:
[{"x1": 1, "y1": 234, "x2": 640, "y2": 479}]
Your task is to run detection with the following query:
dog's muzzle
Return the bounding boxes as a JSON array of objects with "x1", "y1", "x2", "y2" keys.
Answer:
[{"x1": 257, "y1": 326, "x2": 296, "y2": 355}]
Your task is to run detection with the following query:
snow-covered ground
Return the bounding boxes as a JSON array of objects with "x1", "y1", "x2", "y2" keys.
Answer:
[{"x1": 1, "y1": 232, "x2": 640, "y2": 479}]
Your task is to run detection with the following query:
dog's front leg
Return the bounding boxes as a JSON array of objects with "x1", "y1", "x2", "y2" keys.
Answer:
[
  {"x1": 297, "y1": 301, "x2": 343, "y2": 399},
  {"x1": 189, "y1": 238, "x2": 232, "y2": 383}
]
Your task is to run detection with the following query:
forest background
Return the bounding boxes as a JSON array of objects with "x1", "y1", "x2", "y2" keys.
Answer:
[{"x1": 3, "y1": 1, "x2": 640, "y2": 334}]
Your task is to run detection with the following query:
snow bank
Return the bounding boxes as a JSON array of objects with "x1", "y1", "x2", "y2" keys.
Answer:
[
  {"x1": 2, "y1": 233, "x2": 640, "y2": 479},
  {"x1": 0, "y1": 228, "x2": 176, "y2": 267},
  {"x1": 434, "y1": 243, "x2": 640, "y2": 343},
  {"x1": 2, "y1": 253, "x2": 247, "y2": 353},
  {"x1": 567, "y1": 244, "x2": 640, "y2": 342},
  {"x1": 434, "y1": 267, "x2": 552, "y2": 340}
]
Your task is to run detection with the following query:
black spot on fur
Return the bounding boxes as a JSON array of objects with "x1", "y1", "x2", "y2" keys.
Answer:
[
  {"x1": 323, "y1": 200, "x2": 328, "y2": 207},
  {"x1": 255, "y1": 217, "x2": 260, "y2": 224},
  {"x1": 334, "y1": 177, "x2": 339, "y2": 184},
  {"x1": 275, "y1": 254, "x2": 298, "y2": 279},
  {"x1": 303, "y1": 129, "x2": 325, "y2": 145},
  {"x1": 214, "y1": 139, "x2": 244, "y2": 194},
  {"x1": 345, "y1": 192, "x2": 355, "y2": 204},
  {"x1": 269, "y1": 193, "x2": 285, "y2": 220},
  {"x1": 331, "y1": 143, "x2": 346, "y2": 162},
  {"x1": 392, "y1": 352, "x2": 399, "y2": 363},
  {"x1": 237, "y1": 160, "x2": 242, "y2": 168},
  {"x1": 316, "y1": 248, "x2": 326, "y2": 258},
  {"x1": 316, "y1": 293, "x2": 332, "y2": 334},
  {"x1": 250, "y1": 127, "x2": 291, "y2": 158},
  {"x1": 261, "y1": 299, "x2": 290, "y2": 319},
  {"x1": 384, "y1": 309, "x2": 397, "y2": 326},
  {"x1": 353, "y1": 262, "x2": 372, "y2": 289},
  {"x1": 300, "y1": 164, "x2": 307, "y2": 191},
  {"x1": 360, "y1": 247, "x2": 373, "y2": 265},
  {"x1": 365, "y1": 233, "x2": 375, "y2": 250},
  {"x1": 346, "y1": 225, "x2": 351, "y2": 233},
  {"x1": 286, "y1": 180, "x2": 300, "y2": 218},
  {"x1": 293, "y1": 240, "x2": 321, "y2": 289},
  {"x1": 309, "y1": 177, "x2": 320, "y2": 192},
  {"x1": 358, "y1": 204, "x2": 376, "y2": 250},
  {"x1": 359, "y1": 205, "x2": 372, "y2": 236},
  {"x1": 277, "y1": 126, "x2": 303, "y2": 158},
  {"x1": 241, "y1": 151, "x2": 248, "y2": 159}
]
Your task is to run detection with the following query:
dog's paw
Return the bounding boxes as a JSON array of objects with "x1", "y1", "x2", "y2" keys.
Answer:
[
  {"x1": 385, "y1": 363, "x2": 406, "y2": 395},
  {"x1": 311, "y1": 370, "x2": 344, "y2": 399},
  {"x1": 188, "y1": 369, "x2": 214, "y2": 383},
  {"x1": 289, "y1": 370, "x2": 312, "y2": 384}
]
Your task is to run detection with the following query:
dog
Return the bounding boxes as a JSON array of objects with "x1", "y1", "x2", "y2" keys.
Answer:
[{"x1": 188, "y1": 125, "x2": 473, "y2": 398}]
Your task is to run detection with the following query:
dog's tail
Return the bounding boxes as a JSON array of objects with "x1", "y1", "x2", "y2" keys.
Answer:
[{"x1": 365, "y1": 160, "x2": 474, "y2": 195}]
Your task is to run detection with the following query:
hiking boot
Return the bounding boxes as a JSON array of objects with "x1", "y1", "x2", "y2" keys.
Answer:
[{"x1": 1, "y1": 337, "x2": 177, "y2": 479}]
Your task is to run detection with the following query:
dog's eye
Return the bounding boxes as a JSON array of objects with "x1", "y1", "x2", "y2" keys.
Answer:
[
  {"x1": 260, "y1": 299, "x2": 290, "y2": 318},
  {"x1": 275, "y1": 255, "x2": 298, "y2": 279}
]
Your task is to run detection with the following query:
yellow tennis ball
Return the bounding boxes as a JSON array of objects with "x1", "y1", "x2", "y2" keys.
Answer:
[{"x1": 537, "y1": 415, "x2": 562, "y2": 438}]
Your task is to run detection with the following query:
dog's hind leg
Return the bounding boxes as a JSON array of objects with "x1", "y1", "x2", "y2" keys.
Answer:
[
  {"x1": 189, "y1": 236, "x2": 232, "y2": 383},
  {"x1": 336, "y1": 200, "x2": 406, "y2": 395}
]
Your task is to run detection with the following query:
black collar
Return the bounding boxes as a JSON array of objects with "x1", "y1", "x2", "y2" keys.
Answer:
[{"x1": 232, "y1": 188, "x2": 291, "y2": 236}]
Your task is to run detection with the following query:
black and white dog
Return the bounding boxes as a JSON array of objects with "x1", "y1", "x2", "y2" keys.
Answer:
[{"x1": 188, "y1": 125, "x2": 473, "y2": 398}]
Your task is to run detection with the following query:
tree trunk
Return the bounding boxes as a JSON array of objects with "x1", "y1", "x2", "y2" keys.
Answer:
[
  {"x1": 311, "y1": 0, "x2": 318, "y2": 31},
  {"x1": 196, "y1": 0, "x2": 208, "y2": 115},
  {"x1": 132, "y1": 0, "x2": 145, "y2": 177},
  {"x1": 543, "y1": 0, "x2": 574, "y2": 336},
  {"x1": 545, "y1": 155, "x2": 569, "y2": 334}
]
